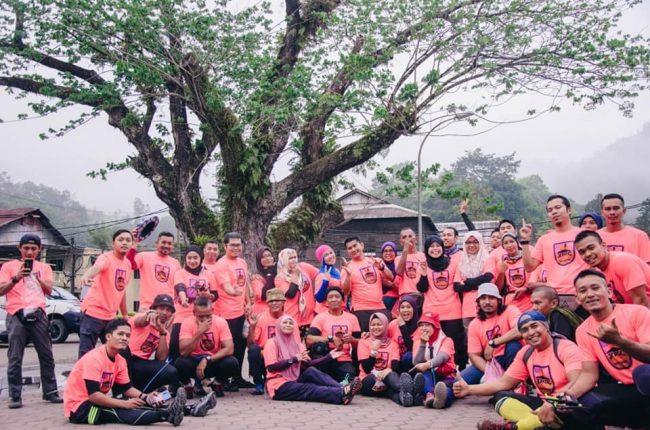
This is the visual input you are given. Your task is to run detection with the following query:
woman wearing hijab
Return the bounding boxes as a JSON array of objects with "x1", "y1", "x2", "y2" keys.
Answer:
[
  {"x1": 264, "y1": 315, "x2": 361, "y2": 404},
  {"x1": 357, "y1": 313, "x2": 405, "y2": 405},
  {"x1": 387, "y1": 295, "x2": 420, "y2": 372},
  {"x1": 170, "y1": 245, "x2": 217, "y2": 361},
  {"x1": 578, "y1": 212, "x2": 604, "y2": 231},
  {"x1": 408, "y1": 312, "x2": 457, "y2": 409},
  {"x1": 250, "y1": 246, "x2": 277, "y2": 316},
  {"x1": 380, "y1": 241, "x2": 400, "y2": 311},
  {"x1": 275, "y1": 248, "x2": 316, "y2": 333},
  {"x1": 313, "y1": 244, "x2": 343, "y2": 314},
  {"x1": 453, "y1": 231, "x2": 494, "y2": 326},
  {"x1": 417, "y1": 235, "x2": 466, "y2": 371},
  {"x1": 495, "y1": 233, "x2": 534, "y2": 312}
]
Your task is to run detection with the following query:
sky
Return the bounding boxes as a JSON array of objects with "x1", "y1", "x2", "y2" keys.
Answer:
[{"x1": 1, "y1": 0, "x2": 649, "y2": 215}]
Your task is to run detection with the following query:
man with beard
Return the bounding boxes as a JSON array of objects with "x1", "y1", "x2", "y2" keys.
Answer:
[
  {"x1": 396, "y1": 228, "x2": 426, "y2": 296},
  {"x1": 598, "y1": 193, "x2": 650, "y2": 263},
  {"x1": 521, "y1": 195, "x2": 589, "y2": 301},
  {"x1": 64, "y1": 319, "x2": 187, "y2": 426},
  {"x1": 573, "y1": 269, "x2": 650, "y2": 427},
  {"x1": 176, "y1": 296, "x2": 240, "y2": 396},
  {"x1": 454, "y1": 310, "x2": 600, "y2": 430},
  {"x1": 79, "y1": 229, "x2": 134, "y2": 358},
  {"x1": 575, "y1": 230, "x2": 650, "y2": 306},
  {"x1": 128, "y1": 232, "x2": 181, "y2": 310}
]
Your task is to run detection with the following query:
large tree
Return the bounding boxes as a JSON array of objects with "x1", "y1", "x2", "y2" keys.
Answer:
[{"x1": 1, "y1": 0, "x2": 648, "y2": 259}]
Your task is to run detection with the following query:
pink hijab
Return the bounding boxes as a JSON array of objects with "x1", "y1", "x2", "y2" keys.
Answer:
[
  {"x1": 272, "y1": 315, "x2": 302, "y2": 381},
  {"x1": 368, "y1": 312, "x2": 390, "y2": 347}
]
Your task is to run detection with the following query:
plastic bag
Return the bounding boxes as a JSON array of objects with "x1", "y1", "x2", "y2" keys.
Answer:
[{"x1": 482, "y1": 359, "x2": 504, "y2": 383}]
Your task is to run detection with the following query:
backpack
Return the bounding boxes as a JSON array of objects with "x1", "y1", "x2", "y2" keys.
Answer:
[
  {"x1": 553, "y1": 307, "x2": 584, "y2": 332},
  {"x1": 522, "y1": 333, "x2": 566, "y2": 366}
]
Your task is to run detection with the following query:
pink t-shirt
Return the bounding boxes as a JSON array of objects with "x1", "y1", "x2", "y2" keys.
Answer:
[
  {"x1": 63, "y1": 347, "x2": 130, "y2": 417},
  {"x1": 601, "y1": 251, "x2": 650, "y2": 304},
  {"x1": 0, "y1": 259, "x2": 51, "y2": 315},
  {"x1": 134, "y1": 252, "x2": 181, "y2": 309},
  {"x1": 341, "y1": 258, "x2": 385, "y2": 311},
  {"x1": 500, "y1": 256, "x2": 534, "y2": 312},
  {"x1": 422, "y1": 258, "x2": 461, "y2": 320},
  {"x1": 397, "y1": 252, "x2": 426, "y2": 295},
  {"x1": 251, "y1": 311, "x2": 300, "y2": 348},
  {"x1": 357, "y1": 338, "x2": 400, "y2": 378},
  {"x1": 275, "y1": 269, "x2": 315, "y2": 327},
  {"x1": 576, "y1": 304, "x2": 650, "y2": 384},
  {"x1": 213, "y1": 257, "x2": 248, "y2": 320},
  {"x1": 250, "y1": 276, "x2": 269, "y2": 316},
  {"x1": 172, "y1": 268, "x2": 217, "y2": 323},
  {"x1": 179, "y1": 315, "x2": 232, "y2": 357},
  {"x1": 310, "y1": 311, "x2": 361, "y2": 362},
  {"x1": 387, "y1": 319, "x2": 419, "y2": 359},
  {"x1": 128, "y1": 314, "x2": 170, "y2": 360},
  {"x1": 467, "y1": 305, "x2": 521, "y2": 358},
  {"x1": 81, "y1": 252, "x2": 132, "y2": 320},
  {"x1": 599, "y1": 226, "x2": 650, "y2": 263},
  {"x1": 506, "y1": 339, "x2": 589, "y2": 396},
  {"x1": 531, "y1": 227, "x2": 590, "y2": 294}
]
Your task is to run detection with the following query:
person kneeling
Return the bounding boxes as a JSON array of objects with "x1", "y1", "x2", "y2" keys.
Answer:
[
  {"x1": 63, "y1": 319, "x2": 186, "y2": 426},
  {"x1": 264, "y1": 315, "x2": 362, "y2": 404},
  {"x1": 453, "y1": 311, "x2": 600, "y2": 430}
]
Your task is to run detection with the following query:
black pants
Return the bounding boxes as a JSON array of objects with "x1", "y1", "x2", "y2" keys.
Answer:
[
  {"x1": 168, "y1": 323, "x2": 182, "y2": 362},
  {"x1": 6, "y1": 311, "x2": 58, "y2": 399},
  {"x1": 440, "y1": 319, "x2": 467, "y2": 370},
  {"x1": 78, "y1": 314, "x2": 110, "y2": 358},
  {"x1": 247, "y1": 344, "x2": 265, "y2": 385},
  {"x1": 353, "y1": 309, "x2": 391, "y2": 332},
  {"x1": 124, "y1": 353, "x2": 179, "y2": 392},
  {"x1": 226, "y1": 315, "x2": 246, "y2": 378},
  {"x1": 360, "y1": 372, "x2": 401, "y2": 405},
  {"x1": 70, "y1": 400, "x2": 167, "y2": 425},
  {"x1": 273, "y1": 367, "x2": 343, "y2": 404},
  {"x1": 314, "y1": 358, "x2": 356, "y2": 383},
  {"x1": 586, "y1": 382, "x2": 650, "y2": 428},
  {"x1": 175, "y1": 355, "x2": 240, "y2": 385}
]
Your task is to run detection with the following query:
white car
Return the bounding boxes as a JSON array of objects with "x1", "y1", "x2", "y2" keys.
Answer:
[{"x1": 0, "y1": 286, "x2": 82, "y2": 343}]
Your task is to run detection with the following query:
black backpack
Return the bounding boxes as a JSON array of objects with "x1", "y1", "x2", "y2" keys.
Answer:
[{"x1": 522, "y1": 333, "x2": 566, "y2": 366}]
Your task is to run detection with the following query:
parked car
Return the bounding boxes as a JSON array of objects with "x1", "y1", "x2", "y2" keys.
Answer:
[{"x1": 0, "y1": 286, "x2": 81, "y2": 344}]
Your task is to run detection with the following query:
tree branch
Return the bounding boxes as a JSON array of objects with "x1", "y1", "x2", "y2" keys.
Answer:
[{"x1": 0, "y1": 76, "x2": 102, "y2": 108}]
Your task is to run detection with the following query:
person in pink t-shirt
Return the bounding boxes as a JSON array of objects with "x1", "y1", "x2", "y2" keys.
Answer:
[
  {"x1": 313, "y1": 244, "x2": 346, "y2": 314},
  {"x1": 127, "y1": 231, "x2": 181, "y2": 310},
  {"x1": 521, "y1": 195, "x2": 589, "y2": 297},
  {"x1": 396, "y1": 227, "x2": 426, "y2": 296},
  {"x1": 575, "y1": 230, "x2": 649, "y2": 306},
  {"x1": 454, "y1": 231, "x2": 495, "y2": 323},
  {"x1": 275, "y1": 248, "x2": 316, "y2": 330},
  {"x1": 599, "y1": 193, "x2": 650, "y2": 263},
  {"x1": 379, "y1": 241, "x2": 399, "y2": 311},
  {"x1": 250, "y1": 246, "x2": 276, "y2": 316},
  {"x1": 573, "y1": 270, "x2": 650, "y2": 428},
  {"x1": 78, "y1": 229, "x2": 133, "y2": 358},
  {"x1": 202, "y1": 240, "x2": 220, "y2": 273},
  {"x1": 495, "y1": 233, "x2": 534, "y2": 312},
  {"x1": 0, "y1": 233, "x2": 61, "y2": 408}
]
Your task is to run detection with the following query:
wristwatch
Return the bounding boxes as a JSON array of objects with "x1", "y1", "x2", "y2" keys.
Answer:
[
  {"x1": 327, "y1": 335, "x2": 334, "y2": 343},
  {"x1": 488, "y1": 339, "x2": 498, "y2": 348}
]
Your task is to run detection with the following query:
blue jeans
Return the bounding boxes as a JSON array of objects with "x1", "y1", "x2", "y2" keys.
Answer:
[
  {"x1": 460, "y1": 340, "x2": 522, "y2": 384},
  {"x1": 420, "y1": 370, "x2": 455, "y2": 408}
]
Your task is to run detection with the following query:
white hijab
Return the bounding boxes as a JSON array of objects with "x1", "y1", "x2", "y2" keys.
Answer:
[{"x1": 459, "y1": 231, "x2": 489, "y2": 278}]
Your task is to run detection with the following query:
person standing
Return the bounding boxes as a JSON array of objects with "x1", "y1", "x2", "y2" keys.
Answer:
[
  {"x1": 396, "y1": 228, "x2": 426, "y2": 296},
  {"x1": 78, "y1": 229, "x2": 134, "y2": 358},
  {"x1": 0, "y1": 234, "x2": 62, "y2": 408},
  {"x1": 598, "y1": 193, "x2": 650, "y2": 263},
  {"x1": 202, "y1": 240, "x2": 221, "y2": 273}
]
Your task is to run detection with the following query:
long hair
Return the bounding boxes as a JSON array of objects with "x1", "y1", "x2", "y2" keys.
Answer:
[{"x1": 477, "y1": 299, "x2": 507, "y2": 321}]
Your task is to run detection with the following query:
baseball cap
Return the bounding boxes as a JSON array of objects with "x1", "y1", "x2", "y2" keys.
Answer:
[
  {"x1": 418, "y1": 312, "x2": 441, "y2": 328},
  {"x1": 517, "y1": 310, "x2": 548, "y2": 331},
  {"x1": 19, "y1": 234, "x2": 41, "y2": 246}
]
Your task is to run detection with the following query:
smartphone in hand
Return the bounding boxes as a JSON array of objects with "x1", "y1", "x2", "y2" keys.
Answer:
[{"x1": 23, "y1": 259, "x2": 33, "y2": 272}]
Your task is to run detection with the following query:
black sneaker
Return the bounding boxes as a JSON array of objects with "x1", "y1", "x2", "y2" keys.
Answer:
[
  {"x1": 190, "y1": 393, "x2": 217, "y2": 417},
  {"x1": 412, "y1": 373, "x2": 425, "y2": 406},
  {"x1": 167, "y1": 388, "x2": 187, "y2": 426},
  {"x1": 209, "y1": 381, "x2": 225, "y2": 398},
  {"x1": 399, "y1": 373, "x2": 414, "y2": 407},
  {"x1": 235, "y1": 377, "x2": 255, "y2": 389},
  {"x1": 43, "y1": 393, "x2": 63, "y2": 404},
  {"x1": 223, "y1": 378, "x2": 239, "y2": 392},
  {"x1": 8, "y1": 397, "x2": 22, "y2": 409}
]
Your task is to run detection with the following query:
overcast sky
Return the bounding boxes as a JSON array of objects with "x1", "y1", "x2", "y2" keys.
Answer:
[{"x1": 1, "y1": 0, "x2": 649, "y2": 215}]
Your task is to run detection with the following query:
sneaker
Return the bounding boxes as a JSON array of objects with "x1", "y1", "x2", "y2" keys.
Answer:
[
  {"x1": 193, "y1": 384, "x2": 207, "y2": 397},
  {"x1": 251, "y1": 383, "x2": 264, "y2": 395},
  {"x1": 43, "y1": 393, "x2": 63, "y2": 404},
  {"x1": 399, "y1": 373, "x2": 414, "y2": 407},
  {"x1": 209, "y1": 381, "x2": 225, "y2": 398},
  {"x1": 412, "y1": 373, "x2": 425, "y2": 406},
  {"x1": 235, "y1": 377, "x2": 255, "y2": 389},
  {"x1": 476, "y1": 419, "x2": 518, "y2": 430},
  {"x1": 8, "y1": 397, "x2": 22, "y2": 409},
  {"x1": 342, "y1": 377, "x2": 361, "y2": 405},
  {"x1": 432, "y1": 381, "x2": 448, "y2": 409},
  {"x1": 184, "y1": 384, "x2": 195, "y2": 400},
  {"x1": 167, "y1": 388, "x2": 187, "y2": 426},
  {"x1": 223, "y1": 378, "x2": 239, "y2": 392},
  {"x1": 190, "y1": 393, "x2": 216, "y2": 417},
  {"x1": 424, "y1": 392, "x2": 436, "y2": 408}
]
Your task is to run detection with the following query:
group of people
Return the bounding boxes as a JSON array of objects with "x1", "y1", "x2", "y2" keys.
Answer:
[{"x1": 1, "y1": 192, "x2": 649, "y2": 429}]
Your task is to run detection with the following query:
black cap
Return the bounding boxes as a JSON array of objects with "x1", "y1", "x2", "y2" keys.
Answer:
[
  {"x1": 19, "y1": 234, "x2": 41, "y2": 246},
  {"x1": 151, "y1": 294, "x2": 175, "y2": 312}
]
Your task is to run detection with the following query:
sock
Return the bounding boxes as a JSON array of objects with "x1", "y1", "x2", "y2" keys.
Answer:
[{"x1": 495, "y1": 397, "x2": 543, "y2": 430}]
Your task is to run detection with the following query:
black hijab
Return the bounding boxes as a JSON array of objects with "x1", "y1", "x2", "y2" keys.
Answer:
[
  {"x1": 256, "y1": 246, "x2": 277, "y2": 301},
  {"x1": 424, "y1": 235, "x2": 450, "y2": 272},
  {"x1": 184, "y1": 245, "x2": 204, "y2": 276}
]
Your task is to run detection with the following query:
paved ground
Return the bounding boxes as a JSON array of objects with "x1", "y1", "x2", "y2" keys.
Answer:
[{"x1": 0, "y1": 338, "x2": 500, "y2": 429}]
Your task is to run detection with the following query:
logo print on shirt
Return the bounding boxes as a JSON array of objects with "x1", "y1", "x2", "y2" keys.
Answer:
[
  {"x1": 360, "y1": 266, "x2": 378, "y2": 284},
  {"x1": 486, "y1": 325, "x2": 501, "y2": 341},
  {"x1": 434, "y1": 271, "x2": 450, "y2": 290},
  {"x1": 267, "y1": 326, "x2": 277, "y2": 340},
  {"x1": 332, "y1": 324, "x2": 350, "y2": 354},
  {"x1": 598, "y1": 340, "x2": 632, "y2": 369},
  {"x1": 155, "y1": 264, "x2": 170, "y2": 283},
  {"x1": 234, "y1": 268, "x2": 246, "y2": 288},
  {"x1": 140, "y1": 332, "x2": 160, "y2": 355},
  {"x1": 532, "y1": 365, "x2": 555, "y2": 394},
  {"x1": 200, "y1": 332, "x2": 216, "y2": 351},
  {"x1": 553, "y1": 242, "x2": 575, "y2": 266},
  {"x1": 99, "y1": 371, "x2": 114, "y2": 394},
  {"x1": 115, "y1": 269, "x2": 127, "y2": 291},
  {"x1": 406, "y1": 261, "x2": 419, "y2": 279},
  {"x1": 606, "y1": 244, "x2": 624, "y2": 252},
  {"x1": 374, "y1": 351, "x2": 389, "y2": 370},
  {"x1": 508, "y1": 267, "x2": 526, "y2": 288}
]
